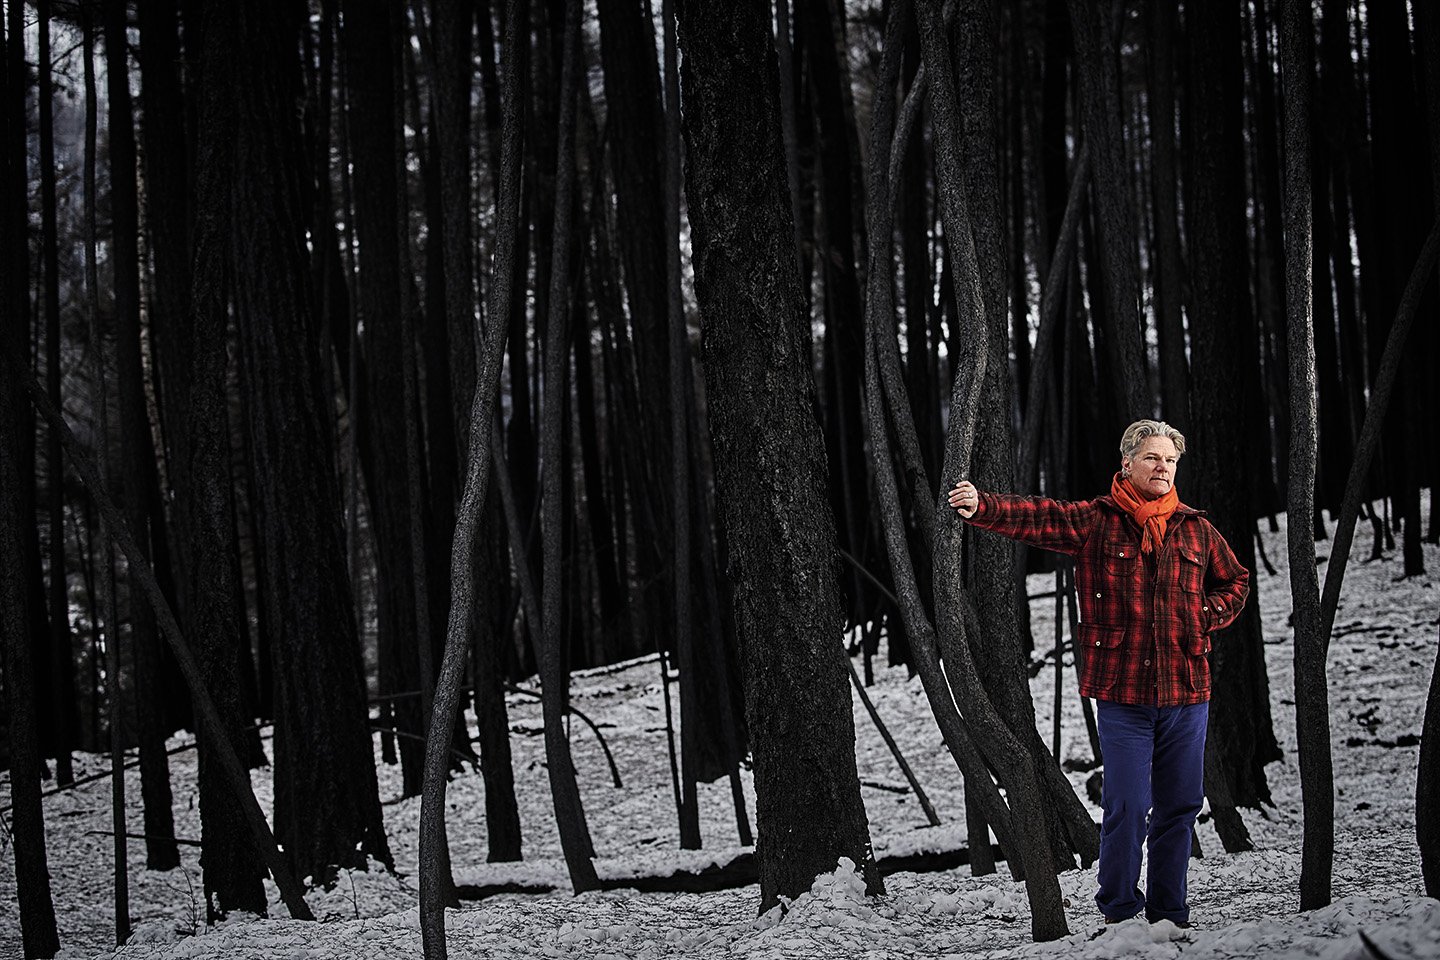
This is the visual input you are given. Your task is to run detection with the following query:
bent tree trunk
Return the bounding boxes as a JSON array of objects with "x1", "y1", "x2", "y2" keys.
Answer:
[
  {"x1": 860, "y1": 0, "x2": 1022, "y2": 880},
  {"x1": 420, "y1": 0, "x2": 533, "y2": 956},
  {"x1": 675, "y1": 0, "x2": 881, "y2": 914},
  {"x1": 915, "y1": 0, "x2": 1069, "y2": 941}
]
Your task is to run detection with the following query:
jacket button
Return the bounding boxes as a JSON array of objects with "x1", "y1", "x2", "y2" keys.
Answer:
[
  {"x1": 1203, "y1": 605, "x2": 1209, "y2": 611},
  {"x1": 1095, "y1": 641, "x2": 1101, "y2": 647},
  {"x1": 1144, "y1": 659, "x2": 1150, "y2": 666},
  {"x1": 1095, "y1": 592, "x2": 1102, "y2": 598}
]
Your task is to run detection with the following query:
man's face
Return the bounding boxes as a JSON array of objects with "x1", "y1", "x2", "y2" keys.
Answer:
[{"x1": 1123, "y1": 435, "x2": 1180, "y2": 501}]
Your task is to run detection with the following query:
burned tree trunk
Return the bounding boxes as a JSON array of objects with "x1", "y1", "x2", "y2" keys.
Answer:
[
  {"x1": 1278, "y1": 0, "x2": 1333, "y2": 911},
  {"x1": 1184, "y1": 0, "x2": 1279, "y2": 847},
  {"x1": 228, "y1": 0, "x2": 391, "y2": 883},
  {"x1": 182, "y1": 0, "x2": 270, "y2": 916},
  {"x1": 3, "y1": 5, "x2": 61, "y2": 951},
  {"x1": 675, "y1": 0, "x2": 881, "y2": 913},
  {"x1": 419, "y1": 0, "x2": 535, "y2": 953},
  {"x1": 104, "y1": 0, "x2": 181, "y2": 872},
  {"x1": 538, "y1": 0, "x2": 601, "y2": 894}
]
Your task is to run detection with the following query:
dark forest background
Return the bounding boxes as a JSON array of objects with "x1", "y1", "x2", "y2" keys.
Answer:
[{"x1": 2, "y1": 0, "x2": 1438, "y2": 954}]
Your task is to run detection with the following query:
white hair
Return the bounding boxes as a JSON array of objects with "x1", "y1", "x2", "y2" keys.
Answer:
[{"x1": 1120, "y1": 419, "x2": 1187, "y2": 461}]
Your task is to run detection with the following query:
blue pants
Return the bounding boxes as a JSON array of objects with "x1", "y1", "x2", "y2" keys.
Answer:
[{"x1": 1094, "y1": 699, "x2": 1208, "y2": 924}]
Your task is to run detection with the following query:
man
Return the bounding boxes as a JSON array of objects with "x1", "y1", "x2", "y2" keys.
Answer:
[{"x1": 947, "y1": 419, "x2": 1249, "y2": 928}]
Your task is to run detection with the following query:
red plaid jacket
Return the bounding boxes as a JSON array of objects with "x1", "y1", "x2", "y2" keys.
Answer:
[{"x1": 966, "y1": 492, "x2": 1249, "y2": 707}]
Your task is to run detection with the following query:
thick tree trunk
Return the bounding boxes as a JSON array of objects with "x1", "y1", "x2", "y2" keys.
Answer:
[
  {"x1": 1278, "y1": 0, "x2": 1333, "y2": 912},
  {"x1": 675, "y1": 0, "x2": 881, "y2": 913},
  {"x1": 432, "y1": 0, "x2": 478, "y2": 450},
  {"x1": 184, "y1": 2, "x2": 271, "y2": 916},
  {"x1": 228, "y1": 0, "x2": 391, "y2": 883},
  {"x1": 1248, "y1": 0, "x2": 1292, "y2": 519},
  {"x1": 538, "y1": 0, "x2": 601, "y2": 893},
  {"x1": 0, "y1": 383, "x2": 62, "y2": 959}
]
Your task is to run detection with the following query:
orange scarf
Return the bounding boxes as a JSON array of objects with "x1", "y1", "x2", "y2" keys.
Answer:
[{"x1": 1109, "y1": 472, "x2": 1179, "y2": 555}]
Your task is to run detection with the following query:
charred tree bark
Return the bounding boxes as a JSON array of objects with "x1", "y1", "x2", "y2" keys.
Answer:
[
  {"x1": 79, "y1": 11, "x2": 132, "y2": 939},
  {"x1": 1065, "y1": 0, "x2": 1147, "y2": 426},
  {"x1": 473, "y1": 490, "x2": 523, "y2": 863},
  {"x1": 344, "y1": 0, "x2": 426, "y2": 798},
  {"x1": 228, "y1": 0, "x2": 391, "y2": 883},
  {"x1": 863, "y1": 0, "x2": 1023, "y2": 881},
  {"x1": 419, "y1": 0, "x2": 536, "y2": 952},
  {"x1": 104, "y1": 0, "x2": 182, "y2": 872},
  {"x1": 917, "y1": 0, "x2": 1069, "y2": 939},
  {"x1": 659, "y1": 0, "x2": 701, "y2": 850},
  {"x1": 1184, "y1": 0, "x2": 1278, "y2": 844},
  {"x1": 1367, "y1": 0, "x2": 1429, "y2": 580},
  {"x1": 1146, "y1": 0, "x2": 1189, "y2": 427},
  {"x1": 675, "y1": 0, "x2": 882, "y2": 913},
  {"x1": 432, "y1": 0, "x2": 478, "y2": 450},
  {"x1": 183, "y1": 1, "x2": 271, "y2": 916},
  {"x1": 3, "y1": 4, "x2": 61, "y2": 951},
  {"x1": 1278, "y1": 0, "x2": 1332, "y2": 912},
  {"x1": 955, "y1": 0, "x2": 1095, "y2": 873},
  {"x1": 538, "y1": 0, "x2": 601, "y2": 893},
  {"x1": 1420, "y1": 622, "x2": 1440, "y2": 899},
  {"x1": 801, "y1": 0, "x2": 869, "y2": 631},
  {"x1": 38, "y1": 0, "x2": 76, "y2": 788}
]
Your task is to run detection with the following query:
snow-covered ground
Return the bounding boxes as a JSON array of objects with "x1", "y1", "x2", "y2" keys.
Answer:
[{"x1": 3, "y1": 508, "x2": 1437, "y2": 959}]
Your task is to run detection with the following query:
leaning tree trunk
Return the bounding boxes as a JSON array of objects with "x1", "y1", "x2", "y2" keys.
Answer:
[
  {"x1": 419, "y1": 0, "x2": 532, "y2": 954},
  {"x1": 674, "y1": 0, "x2": 882, "y2": 914},
  {"x1": 951, "y1": 0, "x2": 1096, "y2": 873},
  {"x1": 860, "y1": 2, "x2": 1025, "y2": 885}
]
